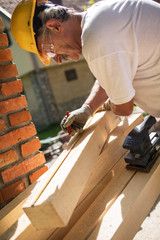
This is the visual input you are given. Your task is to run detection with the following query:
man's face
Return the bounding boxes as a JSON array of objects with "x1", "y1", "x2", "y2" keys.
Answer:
[{"x1": 37, "y1": 26, "x2": 82, "y2": 64}]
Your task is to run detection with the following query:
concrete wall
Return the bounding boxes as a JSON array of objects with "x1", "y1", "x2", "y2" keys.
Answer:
[
  {"x1": 46, "y1": 59, "x2": 95, "y2": 116},
  {"x1": 21, "y1": 59, "x2": 95, "y2": 130}
]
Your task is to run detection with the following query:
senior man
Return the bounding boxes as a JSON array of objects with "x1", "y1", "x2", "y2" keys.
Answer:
[{"x1": 11, "y1": 0, "x2": 160, "y2": 134}]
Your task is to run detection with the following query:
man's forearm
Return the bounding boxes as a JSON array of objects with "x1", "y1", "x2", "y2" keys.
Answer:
[
  {"x1": 84, "y1": 80, "x2": 134, "y2": 116},
  {"x1": 108, "y1": 98, "x2": 134, "y2": 116},
  {"x1": 84, "y1": 80, "x2": 108, "y2": 113}
]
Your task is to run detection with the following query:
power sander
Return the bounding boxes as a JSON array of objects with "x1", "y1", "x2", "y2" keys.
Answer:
[{"x1": 123, "y1": 115, "x2": 160, "y2": 172}]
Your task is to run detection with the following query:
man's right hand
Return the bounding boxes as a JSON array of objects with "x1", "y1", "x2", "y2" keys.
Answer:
[{"x1": 61, "y1": 104, "x2": 93, "y2": 134}]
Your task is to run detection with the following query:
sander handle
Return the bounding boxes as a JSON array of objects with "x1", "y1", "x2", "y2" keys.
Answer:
[
  {"x1": 136, "y1": 115, "x2": 156, "y2": 132},
  {"x1": 123, "y1": 115, "x2": 156, "y2": 153}
]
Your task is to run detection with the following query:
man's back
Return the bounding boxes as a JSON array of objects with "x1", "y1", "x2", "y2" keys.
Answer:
[{"x1": 81, "y1": 0, "x2": 160, "y2": 117}]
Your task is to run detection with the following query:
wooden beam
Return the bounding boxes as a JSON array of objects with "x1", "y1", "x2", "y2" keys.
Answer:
[
  {"x1": 63, "y1": 156, "x2": 160, "y2": 240},
  {"x1": 22, "y1": 112, "x2": 120, "y2": 230},
  {"x1": 78, "y1": 113, "x2": 143, "y2": 204},
  {"x1": 0, "y1": 112, "x2": 143, "y2": 239},
  {"x1": 0, "y1": 111, "x2": 101, "y2": 234},
  {"x1": 87, "y1": 157, "x2": 160, "y2": 240},
  {"x1": 0, "y1": 182, "x2": 36, "y2": 235},
  {"x1": 0, "y1": 147, "x2": 76, "y2": 236},
  {"x1": 63, "y1": 158, "x2": 136, "y2": 240},
  {"x1": 42, "y1": 112, "x2": 143, "y2": 240},
  {"x1": 0, "y1": 138, "x2": 81, "y2": 239},
  {"x1": 0, "y1": 213, "x2": 53, "y2": 240}
]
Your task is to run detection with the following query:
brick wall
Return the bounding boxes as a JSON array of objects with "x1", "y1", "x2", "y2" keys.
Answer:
[{"x1": 0, "y1": 18, "x2": 48, "y2": 208}]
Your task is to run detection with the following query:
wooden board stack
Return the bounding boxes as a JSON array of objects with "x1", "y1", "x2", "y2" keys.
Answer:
[{"x1": 0, "y1": 110, "x2": 160, "y2": 240}]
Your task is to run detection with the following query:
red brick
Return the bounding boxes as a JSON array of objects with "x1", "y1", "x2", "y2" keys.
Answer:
[
  {"x1": 9, "y1": 109, "x2": 32, "y2": 127},
  {"x1": 0, "y1": 64, "x2": 18, "y2": 80},
  {"x1": 0, "y1": 123, "x2": 37, "y2": 150},
  {"x1": 0, "y1": 95, "x2": 27, "y2": 115},
  {"x1": 1, "y1": 152, "x2": 46, "y2": 183},
  {"x1": 0, "y1": 191, "x2": 4, "y2": 204},
  {"x1": 0, "y1": 33, "x2": 8, "y2": 47},
  {"x1": 0, "y1": 18, "x2": 4, "y2": 32},
  {"x1": 0, "y1": 149, "x2": 17, "y2": 168},
  {"x1": 29, "y1": 166, "x2": 48, "y2": 184},
  {"x1": 21, "y1": 137, "x2": 41, "y2": 157},
  {"x1": 0, "y1": 49, "x2": 13, "y2": 62},
  {"x1": 0, "y1": 79, "x2": 22, "y2": 96},
  {"x1": 0, "y1": 118, "x2": 6, "y2": 131},
  {"x1": 1, "y1": 180, "x2": 26, "y2": 202}
]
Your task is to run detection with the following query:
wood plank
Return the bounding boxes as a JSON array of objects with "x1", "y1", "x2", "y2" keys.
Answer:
[
  {"x1": 1, "y1": 112, "x2": 142, "y2": 239},
  {"x1": 47, "y1": 160, "x2": 114, "y2": 240},
  {"x1": 0, "y1": 144, "x2": 77, "y2": 236},
  {"x1": 0, "y1": 182, "x2": 36, "y2": 235},
  {"x1": 63, "y1": 158, "x2": 136, "y2": 240},
  {"x1": 0, "y1": 213, "x2": 53, "y2": 240},
  {"x1": 0, "y1": 110, "x2": 99, "y2": 235},
  {"x1": 0, "y1": 137, "x2": 81, "y2": 239},
  {"x1": 87, "y1": 157, "x2": 160, "y2": 240},
  {"x1": 26, "y1": 113, "x2": 143, "y2": 240},
  {"x1": 1, "y1": 160, "x2": 112, "y2": 240},
  {"x1": 0, "y1": 112, "x2": 113, "y2": 238},
  {"x1": 0, "y1": 112, "x2": 143, "y2": 239},
  {"x1": 22, "y1": 112, "x2": 120, "y2": 230},
  {"x1": 0, "y1": 159, "x2": 130, "y2": 240},
  {"x1": 78, "y1": 113, "x2": 143, "y2": 204}
]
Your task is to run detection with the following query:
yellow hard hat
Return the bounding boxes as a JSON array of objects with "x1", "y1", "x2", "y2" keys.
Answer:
[{"x1": 10, "y1": 0, "x2": 50, "y2": 66}]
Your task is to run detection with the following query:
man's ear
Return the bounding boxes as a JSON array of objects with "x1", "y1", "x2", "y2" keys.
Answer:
[{"x1": 46, "y1": 19, "x2": 64, "y2": 33}]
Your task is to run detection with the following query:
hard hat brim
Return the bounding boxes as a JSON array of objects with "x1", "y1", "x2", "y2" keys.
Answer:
[
  {"x1": 31, "y1": 0, "x2": 50, "y2": 66},
  {"x1": 11, "y1": 0, "x2": 50, "y2": 66}
]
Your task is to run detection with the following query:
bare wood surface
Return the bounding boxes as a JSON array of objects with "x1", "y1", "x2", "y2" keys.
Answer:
[
  {"x1": 22, "y1": 112, "x2": 120, "y2": 230},
  {"x1": 63, "y1": 158, "x2": 136, "y2": 240},
  {"x1": 87, "y1": 157, "x2": 160, "y2": 240},
  {"x1": 1, "y1": 111, "x2": 147, "y2": 240},
  {"x1": 78, "y1": 113, "x2": 143, "y2": 204},
  {"x1": 0, "y1": 182, "x2": 36, "y2": 235},
  {"x1": 49, "y1": 113, "x2": 143, "y2": 240},
  {"x1": 0, "y1": 213, "x2": 53, "y2": 240}
]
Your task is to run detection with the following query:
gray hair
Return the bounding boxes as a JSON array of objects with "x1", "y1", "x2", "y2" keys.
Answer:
[{"x1": 37, "y1": 3, "x2": 75, "y2": 36}]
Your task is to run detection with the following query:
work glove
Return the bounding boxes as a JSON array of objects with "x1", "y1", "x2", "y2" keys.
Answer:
[{"x1": 61, "y1": 104, "x2": 93, "y2": 134}]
